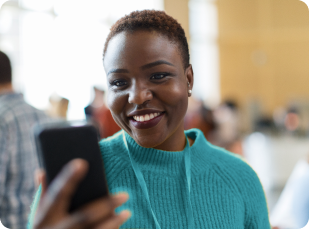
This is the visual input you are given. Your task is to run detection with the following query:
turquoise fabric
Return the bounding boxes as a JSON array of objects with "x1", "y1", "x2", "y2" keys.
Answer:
[
  {"x1": 122, "y1": 131, "x2": 193, "y2": 229},
  {"x1": 27, "y1": 128, "x2": 271, "y2": 228},
  {"x1": 101, "y1": 129, "x2": 271, "y2": 228}
]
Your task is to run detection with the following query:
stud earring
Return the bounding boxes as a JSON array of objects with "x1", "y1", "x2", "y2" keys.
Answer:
[{"x1": 187, "y1": 82, "x2": 192, "y2": 96}]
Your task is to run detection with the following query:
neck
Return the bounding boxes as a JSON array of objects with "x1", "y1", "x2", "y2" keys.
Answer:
[
  {"x1": 153, "y1": 122, "x2": 188, "y2": 151},
  {"x1": 154, "y1": 133, "x2": 187, "y2": 152},
  {"x1": 0, "y1": 83, "x2": 13, "y2": 94}
]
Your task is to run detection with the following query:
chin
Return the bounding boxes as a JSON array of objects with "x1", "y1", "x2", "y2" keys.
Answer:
[{"x1": 132, "y1": 132, "x2": 166, "y2": 149}]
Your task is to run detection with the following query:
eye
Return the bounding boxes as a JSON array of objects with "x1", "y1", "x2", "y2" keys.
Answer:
[
  {"x1": 150, "y1": 73, "x2": 169, "y2": 80},
  {"x1": 110, "y1": 80, "x2": 127, "y2": 87}
]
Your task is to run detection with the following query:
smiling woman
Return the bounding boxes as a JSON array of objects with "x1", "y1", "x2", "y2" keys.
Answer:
[
  {"x1": 104, "y1": 29, "x2": 192, "y2": 150},
  {"x1": 28, "y1": 10, "x2": 271, "y2": 229}
]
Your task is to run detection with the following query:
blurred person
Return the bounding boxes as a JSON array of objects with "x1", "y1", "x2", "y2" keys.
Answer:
[
  {"x1": 293, "y1": 156, "x2": 309, "y2": 229},
  {"x1": 28, "y1": 10, "x2": 270, "y2": 229},
  {"x1": 284, "y1": 107, "x2": 300, "y2": 132},
  {"x1": 84, "y1": 86, "x2": 120, "y2": 139},
  {"x1": 184, "y1": 97, "x2": 217, "y2": 142},
  {"x1": 273, "y1": 106, "x2": 286, "y2": 132},
  {"x1": 213, "y1": 100, "x2": 243, "y2": 155},
  {"x1": 0, "y1": 51, "x2": 50, "y2": 229},
  {"x1": 47, "y1": 93, "x2": 69, "y2": 120},
  {"x1": 84, "y1": 86, "x2": 105, "y2": 120},
  {"x1": 271, "y1": 156, "x2": 309, "y2": 229}
]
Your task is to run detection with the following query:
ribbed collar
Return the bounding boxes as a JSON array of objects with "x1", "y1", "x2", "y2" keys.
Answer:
[{"x1": 123, "y1": 129, "x2": 208, "y2": 175}]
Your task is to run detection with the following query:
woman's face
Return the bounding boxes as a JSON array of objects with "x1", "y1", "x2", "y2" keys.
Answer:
[{"x1": 103, "y1": 31, "x2": 193, "y2": 150}]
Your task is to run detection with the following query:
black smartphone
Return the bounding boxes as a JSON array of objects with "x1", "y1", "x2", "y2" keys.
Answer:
[{"x1": 34, "y1": 121, "x2": 109, "y2": 212}]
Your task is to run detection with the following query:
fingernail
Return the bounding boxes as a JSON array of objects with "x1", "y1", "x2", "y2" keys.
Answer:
[
  {"x1": 119, "y1": 210, "x2": 132, "y2": 221},
  {"x1": 113, "y1": 192, "x2": 129, "y2": 204},
  {"x1": 73, "y1": 160, "x2": 83, "y2": 170},
  {"x1": 69, "y1": 159, "x2": 84, "y2": 172}
]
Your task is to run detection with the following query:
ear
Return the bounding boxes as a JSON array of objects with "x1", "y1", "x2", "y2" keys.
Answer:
[{"x1": 185, "y1": 64, "x2": 194, "y2": 96}]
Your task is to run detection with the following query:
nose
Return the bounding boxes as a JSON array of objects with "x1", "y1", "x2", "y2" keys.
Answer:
[{"x1": 128, "y1": 83, "x2": 153, "y2": 105}]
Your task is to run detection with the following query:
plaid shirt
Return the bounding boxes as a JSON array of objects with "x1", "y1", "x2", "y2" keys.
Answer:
[{"x1": 0, "y1": 93, "x2": 49, "y2": 229}]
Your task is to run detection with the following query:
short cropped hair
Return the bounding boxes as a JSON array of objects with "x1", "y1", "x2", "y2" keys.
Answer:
[
  {"x1": 103, "y1": 10, "x2": 190, "y2": 69},
  {"x1": 0, "y1": 51, "x2": 12, "y2": 84}
]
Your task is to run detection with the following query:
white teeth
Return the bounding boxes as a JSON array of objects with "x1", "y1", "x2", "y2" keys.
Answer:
[
  {"x1": 132, "y1": 112, "x2": 161, "y2": 122},
  {"x1": 145, "y1": 114, "x2": 150, "y2": 121}
]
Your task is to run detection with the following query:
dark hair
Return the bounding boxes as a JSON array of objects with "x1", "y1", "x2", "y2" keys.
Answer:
[
  {"x1": 0, "y1": 51, "x2": 12, "y2": 84},
  {"x1": 103, "y1": 10, "x2": 190, "y2": 69}
]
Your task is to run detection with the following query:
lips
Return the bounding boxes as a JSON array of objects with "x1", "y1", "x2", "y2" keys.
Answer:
[
  {"x1": 133, "y1": 112, "x2": 161, "y2": 122},
  {"x1": 129, "y1": 112, "x2": 165, "y2": 129}
]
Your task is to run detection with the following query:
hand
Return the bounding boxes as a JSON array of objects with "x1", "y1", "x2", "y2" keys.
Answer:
[{"x1": 33, "y1": 159, "x2": 131, "y2": 229}]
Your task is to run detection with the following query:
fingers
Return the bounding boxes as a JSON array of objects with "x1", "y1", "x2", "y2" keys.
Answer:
[
  {"x1": 34, "y1": 169, "x2": 42, "y2": 188},
  {"x1": 42, "y1": 213, "x2": 87, "y2": 229},
  {"x1": 37, "y1": 159, "x2": 88, "y2": 222},
  {"x1": 34, "y1": 159, "x2": 131, "y2": 229},
  {"x1": 78, "y1": 192, "x2": 129, "y2": 224},
  {"x1": 49, "y1": 208, "x2": 131, "y2": 229},
  {"x1": 94, "y1": 210, "x2": 131, "y2": 229},
  {"x1": 35, "y1": 169, "x2": 47, "y2": 198}
]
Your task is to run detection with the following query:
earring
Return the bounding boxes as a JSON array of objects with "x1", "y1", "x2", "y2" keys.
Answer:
[{"x1": 187, "y1": 82, "x2": 192, "y2": 96}]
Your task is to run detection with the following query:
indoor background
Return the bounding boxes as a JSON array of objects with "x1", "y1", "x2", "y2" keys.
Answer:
[{"x1": 1, "y1": 0, "x2": 309, "y2": 228}]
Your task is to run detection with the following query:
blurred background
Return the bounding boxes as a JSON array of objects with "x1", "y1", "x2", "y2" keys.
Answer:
[{"x1": 1, "y1": 0, "x2": 309, "y2": 228}]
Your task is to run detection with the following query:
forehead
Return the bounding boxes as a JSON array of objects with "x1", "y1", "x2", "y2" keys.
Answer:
[{"x1": 103, "y1": 31, "x2": 183, "y2": 71}]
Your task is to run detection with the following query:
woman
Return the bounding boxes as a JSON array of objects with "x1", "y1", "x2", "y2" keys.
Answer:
[{"x1": 28, "y1": 10, "x2": 271, "y2": 229}]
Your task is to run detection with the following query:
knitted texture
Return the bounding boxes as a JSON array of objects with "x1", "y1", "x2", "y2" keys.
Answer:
[
  {"x1": 100, "y1": 129, "x2": 271, "y2": 228},
  {"x1": 27, "y1": 128, "x2": 271, "y2": 228}
]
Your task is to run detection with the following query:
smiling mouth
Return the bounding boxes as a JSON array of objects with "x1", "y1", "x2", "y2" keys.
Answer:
[
  {"x1": 132, "y1": 112, "x2": 162, "y2": 122},
  {"x1": 129, "y1": 111, "x2": 165, "y2": 129}
]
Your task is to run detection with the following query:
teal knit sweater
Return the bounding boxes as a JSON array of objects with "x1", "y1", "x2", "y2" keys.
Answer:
[
  {"x1": 28, "y1": 129, "x2": 271, "y2": 228},
  {"x1": 101, "y1": 129, "x2": 270, "y2": 228}
]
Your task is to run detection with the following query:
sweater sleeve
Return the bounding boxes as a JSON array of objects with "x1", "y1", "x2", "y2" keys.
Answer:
[
  {"x1": 213, "y1": 149, "x2": 272, "y2": 229},
  {"x1": 239, "y1": 161, "x2": 271, "y2": 229}
]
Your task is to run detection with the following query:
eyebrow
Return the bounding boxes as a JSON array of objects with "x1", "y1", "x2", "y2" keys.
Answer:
[
  {"x1": 107, "y1": 60, "x2": 174, "y2": 76},
  {"x1": 107, "y1": 68, "x2": 129, "y2": 76},
  {"x1": 141, "y1": 60, "x2": 174, "y2": 70}
]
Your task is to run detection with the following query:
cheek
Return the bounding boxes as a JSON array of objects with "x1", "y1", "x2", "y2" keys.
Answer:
[
  {"x1": 107, "y1": 92, "x2": 131, "y2": 132},
  {"x1": 160, "y1": 83, "x2": 188, "y2": 116},
  {"x1": 107, "y1": 91, "x2": 127, "y2": 122}
]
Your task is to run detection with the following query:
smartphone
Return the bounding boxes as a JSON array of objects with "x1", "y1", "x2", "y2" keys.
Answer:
[{"x1": 34, "y1": 121, "x2": 109, "y2": 212}]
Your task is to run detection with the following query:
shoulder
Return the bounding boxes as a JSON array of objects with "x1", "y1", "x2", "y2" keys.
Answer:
[
  {"x1": 211, "y1": 147, "x2": 262, "y2": 196},
  {"x1": 204, "y1": 140, "x2": 270, "y2": 227},
  {"x1": 213, "y1": 144, "x2": 263, "y2": 198},
  {"x1": 99, "y1": 131, "x2": 135, "y2": 187},
  {"x1": 99, "y1": 130, "x2": 130, "y2": 178},
  {"x1": 188, "y1": 129, "x2": 264, "y2": 199},
  {"x1": 0, "y1": 94, "x2": 49, "y2": 124},
  {"x1": 207, "y1": 141, "x2": 256, "y2": 183},
  {"x1": 191, "y1": 129, "x2": 270, "y2": 225},
  {"x1": 99, "y1": 130, "x2": 126, "y2": 154},
  {"x1": 188, "y1": 129, "x2": 258, "y2": 175}
]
